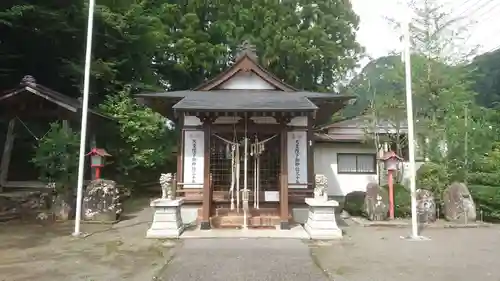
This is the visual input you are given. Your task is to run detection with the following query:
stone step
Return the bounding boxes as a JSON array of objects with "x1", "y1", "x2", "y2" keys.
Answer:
[
  {"x1": 211, "y1": 215, "x2": 282, "y2": 228},
  {"x1": 215, "y1": 207, "x2": 278, "y2": 216}
]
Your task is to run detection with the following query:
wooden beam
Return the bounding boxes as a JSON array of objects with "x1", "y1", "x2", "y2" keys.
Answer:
[
  {"x1": 176, "y1": 116, "x2": 184, "y2": 187},
  {"x1": 0, "y1": 119, "x2": 16, "y2": 191},
  {"x1": 200, "y1": 120, "x2": 212, "y2": 230},
  {"x1": 24, "y1": 86, "x2": 77, "y2": 112},
  {"x1": 280, "y1": 127, "x2": 290, "y2": 229}
]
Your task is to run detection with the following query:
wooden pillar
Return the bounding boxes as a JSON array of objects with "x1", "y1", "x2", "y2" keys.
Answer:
[
  {"x1": 0, "y1": 118, "x2": 16, "y2": 191},
  {"x1": 280, "y1": 126, "x2": 290, "y2": 229},
  {"x1": 200, "y1": 119, "x2": 212, "y2": 230},
  {"x1": 307, "y1": 113, "x2": 315, "y2": 190},
  {"x1": 176, "y1": 116, "x2": 184, "y2": 185}
]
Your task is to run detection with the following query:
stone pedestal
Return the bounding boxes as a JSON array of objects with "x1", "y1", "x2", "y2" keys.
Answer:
[
  {"x1": 146, "y1": 198, "x2": 184, "y2": 239},
  {"x1": 304, "y1": 198, "x2": 342, "y2": 239}
]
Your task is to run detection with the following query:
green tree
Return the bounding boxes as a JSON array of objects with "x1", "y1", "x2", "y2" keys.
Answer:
[
  {"x1": 31, "y1": 122, "x2": 80, "y2": 194},
  {"x1": 99, "y1": 86, "x2": 176, "y2": 186},
  {"x1": 399, "y1": 0, "x2": 490, "y2": 179},
  {"x1": 1, "y1": 0, "x2": 364, "y2": 186},
  {"x1": 153, "y1": 0, "x2": 363, "y2": 91}
]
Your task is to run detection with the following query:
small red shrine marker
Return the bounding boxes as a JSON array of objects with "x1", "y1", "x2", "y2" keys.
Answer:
[
  {"x1": 379, "y1": 151, "x2": 403, "y2": 220},
  {"x1": 86, "y1": 148, "x2": 111, "y2": 179}
]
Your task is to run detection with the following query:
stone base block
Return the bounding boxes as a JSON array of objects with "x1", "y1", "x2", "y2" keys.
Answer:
[
  {"x1": 304, "y1": 222, "x2": 342, "y2": 239},
  {"x1": 304, "y1": 198, "x2": 343, "y2": 240},
  {"x1": 146, "y1": 198, "x2": 185, "y2": 239},
  {"x1": 146, "y1": 226, "x2": 184, "y2": 239}
]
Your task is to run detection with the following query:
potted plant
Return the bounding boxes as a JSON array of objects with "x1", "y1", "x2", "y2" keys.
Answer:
[{"x1": 32, "y1": 122, "x2": 80, "y2": 220}]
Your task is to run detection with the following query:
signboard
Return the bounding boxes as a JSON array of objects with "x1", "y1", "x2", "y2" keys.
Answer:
[
  {"x1": 183, "y1": 130, "x2": 204, "y2": 188},
  {"x1": 287, "y1": 131, "x2": 308, "y2": 188},
  {"x1": 264, "y1": 191, "x2": 280, "y2": 202}
]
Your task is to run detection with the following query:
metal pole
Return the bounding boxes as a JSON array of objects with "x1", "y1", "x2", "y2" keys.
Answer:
[
  {"x1": 402, "y1": 11, "x2": 419, "y2": 239},
  {"x1": 464, "y1": 106, "x2": 468, "y2": 184},
  {"x1": 73, "y1": 0, "x2": 95, "y2": 237}
]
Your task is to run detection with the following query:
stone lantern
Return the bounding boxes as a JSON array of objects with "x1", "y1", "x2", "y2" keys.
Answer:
[{"x1": 86, "y1": 148, "x2": 111, "y2": 179}]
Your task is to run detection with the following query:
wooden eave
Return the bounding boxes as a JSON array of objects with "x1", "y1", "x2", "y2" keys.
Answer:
[
  {"x1": 0, "y1": 82, "x2": 113, "y2": 121},
  {"x1": 193, "y1": 52, "x2": 297, "y2": 92}
]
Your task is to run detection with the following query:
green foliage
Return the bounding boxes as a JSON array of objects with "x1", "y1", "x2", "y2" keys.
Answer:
[
  {"x1": 0, "y1": 0, "x2": 362, "y2": 97},
  {"x1": 99, "y1": 86, "x2": 176, "y2": 184},
  {"x1": 382, "y1": 183, "x2": 411, "y2": 218},
  {"x1": 469, "y1": 49, "x2": 500, "y2": 107},
  {"x1": 466, "y1": 142, "x2": 500, "y2": 221},
  {"x1": 468, "y1": 185, "x2": 500, "y2": 222},
  {"x1": 0, "y1": 0, "x2": 363, "y2": 184},
  {"x1": 345, "y1": 0, "x2": 497, "y2": 183},
  {"x1": 31, "y1": 122, "x2": 80, "y2": 194},
  {"x1": 343, "y1": 191, "x2": 366, "y2": 216},
  {"x1": 416, "y1": 162, "x2": 449, "y2": 198}
]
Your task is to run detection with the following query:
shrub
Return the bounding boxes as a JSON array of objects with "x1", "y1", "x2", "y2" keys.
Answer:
[
  {"x1": 31, "y1": 122, "x2": 80, "y2": 195},
  {"x1": 382, "y1": 183, "x2": 411, "y2": 218},
  {"x1": 466, "y1": 142, "x2": 500, "y2": 222},
  {"x1": 343, "y1": 191, "x2": 366, "y2": 216},
  {"x1": 468, "y1": 185, "x2": 500, "y2": 222},
  {"x1": 416, "y1": 162, "x2": 449, "y2": 199}
]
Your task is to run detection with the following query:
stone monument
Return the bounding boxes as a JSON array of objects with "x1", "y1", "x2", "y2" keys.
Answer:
[
  {"x1": 146, "y1": 173, "x2": 185, "y2": 238},
  {"x1": 443, "y1": 182, "x2": 476, "y2": 224},
  {"x1": 416, "y1": 188, "x2": 436, "y2": 223},
  {"x1": 363, "y1": 183, "x2": 389, "y2": 221},
  {"x1": 304, "y1": 174, "x2": 342, "y2": 239},
  {"x1": 82, "y1": 179, "x2": 122, "y2": 223}
]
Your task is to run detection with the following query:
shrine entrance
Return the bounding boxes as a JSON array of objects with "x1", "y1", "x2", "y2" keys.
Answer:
[{"x1": 210, "y1": 129, "x2": 281, "y2": 228}]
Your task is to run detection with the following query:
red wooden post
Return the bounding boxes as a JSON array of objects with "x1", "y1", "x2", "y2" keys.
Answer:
[
  {"x1": 388, "y1": 169, "x2": 394, "y2": 220},
  {"x1": 95, "y1": 167, "x2": 101, "y2": 180},
  {"x1": 380, "y1": 151, "x2": 402, "y2": 221}
]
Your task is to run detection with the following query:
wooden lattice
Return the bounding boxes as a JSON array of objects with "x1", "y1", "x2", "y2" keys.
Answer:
[{"x1": 210, "y1": 132, "x2": 280, "y2": 194}]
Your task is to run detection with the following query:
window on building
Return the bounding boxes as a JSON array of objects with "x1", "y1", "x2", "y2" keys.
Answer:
[{"x1": 337, "y1": 153, "x2": 377, "y2": 174}]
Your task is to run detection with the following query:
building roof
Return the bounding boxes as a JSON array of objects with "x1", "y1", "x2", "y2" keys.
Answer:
[
  {"x1": 172, "y1": 91, "x2": 318, "y2": 112},
  {"x1": 315, "y1": 115, "x2": 409, "y2": 143},
  {"x1": 193, "y1": 40, "x2": 297, "y2": 92},
  {"x1": 319, "y1": 115, "x2": 408, "y2": 132},
  {"x1": 0, "y1": 76, "x2": 111, "y2": 120},
  {"x1": 137, "y1": 89, "x2": 345, "y2": 99},
  {"x1": 136, "y1": 41, "x2": 355, "y2": 124}
]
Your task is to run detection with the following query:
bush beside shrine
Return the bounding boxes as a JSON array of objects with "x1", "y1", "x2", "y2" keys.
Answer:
[
  {"x1": 467, "y1": 185, "x2": 500, "y2": 222},
  {"x1": 381, "y1": 183, "x2": 411, "y2": 218},
  {"x1": 416, "y1": 162, "x2": 449, "y2": 199},
  {"x1": 343, "y1": 191, "x2": 366, "y2": 216}
]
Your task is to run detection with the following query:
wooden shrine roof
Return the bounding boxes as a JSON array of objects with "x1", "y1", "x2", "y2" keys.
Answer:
[
  {"x1": 171, "y1": 91, "x2": 318, "y2": 112},
  {"x1": 0, "y1": 75, "x2": 111, "y2": 120},
  {"x1": 136, "y1": 41, "x2": 355, "y2": 125}
]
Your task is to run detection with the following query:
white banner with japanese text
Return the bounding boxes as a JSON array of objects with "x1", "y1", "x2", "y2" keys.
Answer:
[
  {"x1": 183, "y1": 130, "x2": 204, "y2": 188},
  {"x1": 287, "y1": 130, "x2": 308, "y2": 188}
]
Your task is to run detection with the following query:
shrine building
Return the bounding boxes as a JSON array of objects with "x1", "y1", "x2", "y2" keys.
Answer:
[{"x1": 137, "y1": 42, "x2": 354, "y2": 230}]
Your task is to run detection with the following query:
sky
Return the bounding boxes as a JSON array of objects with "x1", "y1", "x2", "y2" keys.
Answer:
[{"x1": 351, "y1": 0, "x2": 500, "y2": 61}]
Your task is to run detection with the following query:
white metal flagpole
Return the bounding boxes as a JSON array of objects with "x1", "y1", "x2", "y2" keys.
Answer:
[
  {"x1": 73, "y1": 0, "x2": 96, "y2": 237},
  {"x1": 402, "y1": 6, "x2": 421, "y2": 240}
]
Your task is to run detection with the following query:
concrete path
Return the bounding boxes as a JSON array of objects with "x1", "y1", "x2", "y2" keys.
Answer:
[{"x1": 160, "y1": 239, "x2": 329, "y2": 281}]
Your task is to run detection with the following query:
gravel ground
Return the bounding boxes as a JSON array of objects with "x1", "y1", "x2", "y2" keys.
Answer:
[
  {"x1": 2, "y1": 195, "x2": 499, "y2": 281},
  {"x1": 0, "y1": 198, "x2": 176, "y2": 281},
  {"x1": 159, "y1": 238, "x2": 328, "y2": 281},
  {"x1": 310, "y1": 225, "x2": 500, "y2": 281}
]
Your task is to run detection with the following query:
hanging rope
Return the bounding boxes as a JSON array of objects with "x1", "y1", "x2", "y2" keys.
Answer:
[
  {"x1": 250, "y1": 133, "x2": 278, "y2": 209},
  {"x1": 236, "y1": 139, "x2": 240, "y2": 213},
  {"x1": 253, "y1": 135, "x2": 259, "y2": 208},
  {"x1": 230, "y1": 124, "x2": 237, "y2": 210},
  {"x1": 213, "y1": 133, "x2": 239, "y2": 145},
  {"x1": 15, "y1": 116, "x2": 50, "y2": 141}
]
